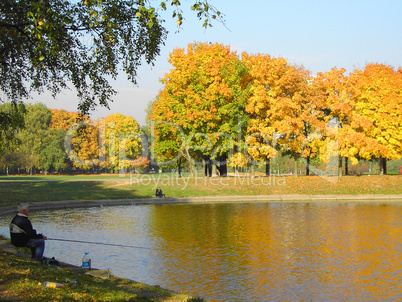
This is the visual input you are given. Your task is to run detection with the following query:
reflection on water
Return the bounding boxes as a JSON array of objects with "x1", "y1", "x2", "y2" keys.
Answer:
[{"x1": 1, "y1": 202, "x2": 402, "y2": 301}]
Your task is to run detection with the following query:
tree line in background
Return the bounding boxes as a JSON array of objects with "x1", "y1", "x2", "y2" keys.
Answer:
[
  {"x1": 150, "y1": 43, "x2": 402, "y2": 177},
  {"x1": 1, "y1": 42, "x2": 401, "y2": 177},
  {"x1": 0, "y1": 100, "x2": 400, "y2": 176},
  {"x1": 0, "y1": 103, "x2": 148, "y2": 175}
]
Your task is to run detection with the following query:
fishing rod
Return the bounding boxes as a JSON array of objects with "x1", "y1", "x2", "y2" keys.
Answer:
[{"x1": 47, "y1": 238, "x2": 156, "y2": 250}]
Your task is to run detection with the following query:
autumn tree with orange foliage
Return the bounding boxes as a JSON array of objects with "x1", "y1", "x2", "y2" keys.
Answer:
[
  {"x1": 152, "y1": 43, "x2": 249, "y2": 176},
  {"x1": 50, "y1": 108, "x2": 101, "y2": 170},
  {"x1": 104, "y1": 114, "x2": 148, "y2": 173},
  {"x1": 244, "y1": 53, "x2": 324, "y2": 176},
  {"x1": 347, "y1": 63, "x2": 402, "y2": 174},
  {"x1": 49, "y1": 109, "x2": 83, "y2": 130},
  {"x1": 243, "y1": 53, "x2": 279, "y2": 175},
  {"x1": 52, "y1": 110, "x2": 147, "y2": 172},
  {"x1": 314, "y1": 68, "x2": 383, "y2": 176}
]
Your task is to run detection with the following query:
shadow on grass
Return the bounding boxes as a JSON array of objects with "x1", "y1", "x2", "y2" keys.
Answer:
[
  {"x1": 0, "y1": 175, "x2": 53, "y2": 181},
  {"x1": 0, "y1": 180, "x2": 148, "y2": 209}
]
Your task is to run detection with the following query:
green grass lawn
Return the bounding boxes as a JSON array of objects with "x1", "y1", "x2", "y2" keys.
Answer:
[{"x1": 1, "y1": 174, "x2": 401, "y2": 209}]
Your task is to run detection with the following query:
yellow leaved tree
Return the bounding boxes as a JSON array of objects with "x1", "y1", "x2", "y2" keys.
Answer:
[
  {"x1": 313, "y1": 68, "x2": 385, "y2": 176},
  {"x1": 104, "y1": 114, "x2": 147, "y2": 173},
  {"x1": 243, "y1": 53, "x2": 324, "y2": 175},
  {"x1": 348, "y1": 63, "x2": 402, "y2": 174}
]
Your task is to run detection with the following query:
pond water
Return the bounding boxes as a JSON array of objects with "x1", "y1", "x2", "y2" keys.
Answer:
[{"x1": 1, "y1": 202, "x2": 402, "y2": 301}]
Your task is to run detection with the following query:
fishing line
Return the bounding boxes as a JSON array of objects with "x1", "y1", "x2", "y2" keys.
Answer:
[{"x1": 47, "y1": 238, "x2": 157, "y2": 250}]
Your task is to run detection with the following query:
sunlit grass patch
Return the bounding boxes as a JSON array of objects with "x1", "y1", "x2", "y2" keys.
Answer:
[
  {"x1": 0, "y1": 249, "x2": 194, "y2": 301},
  {"x1": 0, "y1": 174, "x2": 401, "y2": 209}
]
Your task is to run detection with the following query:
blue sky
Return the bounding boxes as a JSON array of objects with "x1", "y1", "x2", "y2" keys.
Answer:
[{"x1": 36, "y1": 0, "x2": 402, "y2": 125}]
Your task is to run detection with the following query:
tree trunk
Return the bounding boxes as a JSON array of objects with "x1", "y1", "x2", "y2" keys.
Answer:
[
  {"x1": 380, "y1": 158, "x2": 387, "y2": 175},
  {"x1": 338, "y1": 156, "x2": 343, "y2": 177},
  {"x1": 184, "y1": 149, "x2": 194, "y2": 177},
  {"x1": 177, "y1": 158, "x2": 182, "y2": 178},
  {"x1": 217, "y1": 164, "x2": 227, "y2": 177},
  {"x1": 216, "y1": 154, "x2": 228, "y2": 177},
  {"x1": 345, "y1": 157, "x2": 349, "y2": 175},
  {"x1": 212, "y1": 163, "x2": 218, "y2": 177},
  {"x1": 250, "y1": 164, "x2": 255, "y2": 177},
  {"x1": 294, "y1": 159, "x2": 298, "y2": 177},
  {"x1": 204, "y1": 158, "x2": 212, "y2": 177},
  {"x1": 265, "y1": 157, "x2": 270, "y2": 176},
  {"x1": 221, "y1": 163, "x2": 227, "y2": 176},
  {"x1": 306, "y1": 156, "x2": 310, "y2": 176}
]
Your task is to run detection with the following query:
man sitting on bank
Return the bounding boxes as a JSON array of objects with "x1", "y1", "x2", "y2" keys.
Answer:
[
  {"x1": 155, "y1": 187, "x2": 165, "y2": 198},
  {"x1": 9, "y1": 204, "x2": 47, "y2": 261}
]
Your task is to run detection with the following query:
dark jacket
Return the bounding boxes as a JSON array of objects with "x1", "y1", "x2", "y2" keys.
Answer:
[{"x1": 9, "y1": 214, "x2": 43, "y2": 247}]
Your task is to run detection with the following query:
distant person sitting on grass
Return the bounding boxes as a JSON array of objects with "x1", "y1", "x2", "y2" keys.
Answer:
[
  {"x1": 9, "y1": 204, "x2": 47, "y2": 261},
  {"x1": 155, "y1": 188, "x2": 165, "y2": 198}
]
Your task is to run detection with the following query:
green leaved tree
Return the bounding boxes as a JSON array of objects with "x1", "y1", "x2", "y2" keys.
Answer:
[
  {"x1": 0, "y1": 0, "x2": 223, "y2": 115},
  {"x1": 16, "y1": 103, "x2": 52, "y2": 174}
]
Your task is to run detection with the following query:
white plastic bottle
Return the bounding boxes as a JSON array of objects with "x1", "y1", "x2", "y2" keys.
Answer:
[
  {"x1": 82, "y1": 252, "x2": 91, "y2": 269},
  {"x1": 40, "y1": 282, "x2": 63, "y2": 288}
]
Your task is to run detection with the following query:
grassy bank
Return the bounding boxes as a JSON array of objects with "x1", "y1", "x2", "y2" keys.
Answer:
[
  {"x1": 0, "y1": 247, "x2": 199, "y2": 302},
  {"x1": 0, "y1": 174, "x2": 401, "y2": 209}
]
